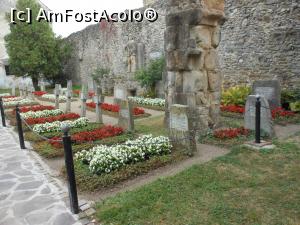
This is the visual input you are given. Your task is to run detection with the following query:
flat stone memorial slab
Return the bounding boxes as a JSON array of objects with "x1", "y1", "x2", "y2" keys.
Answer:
[{"x1": 244, "y1": 95, "x2": 274, "y2": 137}]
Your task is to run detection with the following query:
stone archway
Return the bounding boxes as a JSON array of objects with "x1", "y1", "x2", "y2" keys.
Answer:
[{"x1": 165, "y1": 0, "x2": 225, "y2": 152}]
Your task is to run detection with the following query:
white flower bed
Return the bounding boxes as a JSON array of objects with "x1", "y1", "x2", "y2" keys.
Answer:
[
  {"x1": 21, "y1": 109, "x2": 64, "y2": 119},
  {"x1": 33, "y1": 117, "x2": 89, "y2": 133},
  {"x1": 3, "y1": 97, "x2": 23, "y2": 102},
  {"x1": 42, "y1": 94, "x2": 67, "y2": 101},
  {"x1": 0, "y1": 93, "x2": 10, "y2": 97},
  {"x1": 75, "y1": 135, "x2": 172, "y2": 174},
  {"x1": 128, "y1": 97, "x2": 165, "y2": 107},
  {"x1": 3, "y1": 99, "x2": 36, "y2": 107}
]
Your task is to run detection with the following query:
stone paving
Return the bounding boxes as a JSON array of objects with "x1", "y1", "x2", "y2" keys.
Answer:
[{"x1": 0, "y1": 126, "x2": 82, "y2": 225}]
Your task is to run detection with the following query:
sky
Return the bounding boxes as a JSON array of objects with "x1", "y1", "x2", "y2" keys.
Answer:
[{"x1": 40, "y1": 0, "x2": 144, "y2": 37}]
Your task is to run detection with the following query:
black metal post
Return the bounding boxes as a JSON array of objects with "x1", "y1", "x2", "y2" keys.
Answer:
[
  {"x1": 62, "y1": 126, "x2": 79, "y2": 214},
  {"x1": 0, "y1": 98, "x2": 6, "y2": 127},
  {"x1": 255, "y1": 96, "x2": 261, "y2": 144},
  {"x1": 16, "y1": 105, "x2": 26, "y2": 149}
]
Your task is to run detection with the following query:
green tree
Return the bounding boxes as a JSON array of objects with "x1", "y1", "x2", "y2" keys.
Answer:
[
  {"x1": 5, "y1": 0, "x2": 72, "y2": 89},
  {"x1": 135, "y1": 57, "x2": 165, "y2": 97}
]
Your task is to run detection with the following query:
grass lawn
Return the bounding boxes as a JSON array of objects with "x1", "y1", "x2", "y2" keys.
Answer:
[{"x1": 96, "y1": 140, "x2": 300, "y2": 225}]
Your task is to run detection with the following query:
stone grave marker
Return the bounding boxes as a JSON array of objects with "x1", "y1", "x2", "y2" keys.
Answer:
[
  {"x1": 169, "y1": 104, "x2": 197, "y2": 155},
  {"x1": 115, "y1": 98, "x2": 134, "y2": 132},
  {"x1": 65, "y1": 80, "x2": 72, "y2": 113},
  {"x1": 39, "y1": 78, "x2": 46, "y2": 91},
  {"x1": 252, "y1": 80, "x2": 281, "y2": 109},
  {"x1": 114, "y1": 86, "x2": 127, "y2": 102},
  {"x1": 11, "y1": 83, "x2": 16, "y2": 96},
  {"x1": 244, "y1": 95, "x2": 274, "y2": 137},
  {"x1": 94, "y1": 86, "x2": 104, "y2": 124},
  {"x1": 54, "y1": 84, "x2": 60, "y2": 109},
  {"x1": 80, "y1": 84, "x2": 88, "y2": 117}
]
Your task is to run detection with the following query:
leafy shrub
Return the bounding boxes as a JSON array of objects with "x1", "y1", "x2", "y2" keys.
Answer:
[
  {"x1": 290, "y1": 101, "x2": 300, "y2": 112},
  {"x1": 221, "y1": 86, "x2": 251, "y2": 106},
  {"x1": 135, "y1": 57, "x2": 165, "y2": 95}
]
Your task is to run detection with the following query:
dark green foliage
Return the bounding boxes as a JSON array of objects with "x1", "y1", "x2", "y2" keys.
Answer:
[
  {"x1": 5, "y1": 0, "x2": 72, "y2": 88},
  {"x1": 135, "y1": 57, "x2": 165, "y2": 95}
]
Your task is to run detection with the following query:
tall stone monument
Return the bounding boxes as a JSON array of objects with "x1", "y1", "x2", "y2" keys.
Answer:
[
  {"x1": 165, "y1": 0, "x2": 225, "y2": 138},
  {"x1": 94, "y1": 86, "x2": 104, "y2": 124},
  {"x1": 116, "y1": 99, "x2": 134, "y2": 132},
  {"x1": 80, "y1": 84, "x2": 88, "y2": 117},
  {"x1": 54, "y1": 84, "x2": 60, "y2": 109},
  {"x1": 65, "y1": 80, "x2": 72, "y2": 113}
]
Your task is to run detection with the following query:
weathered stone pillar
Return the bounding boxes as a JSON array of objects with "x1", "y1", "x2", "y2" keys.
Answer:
[
  {"x1": 65, "y1": 80, "x2": 72, "y2": 113},
  {"x1": 54, "y1": 84, "x2": 60, "y2": 109},
  {"x1": 11, "y1": 83, "x2": 16, "y2": 96},
  {"x1": 40, "y1": 78, "x2": 46, "y2": 92},
  {"x1": 80, "y1": 84, "x2": 88, "y2": 117},
  {"x1": 165, "y1": 0, "x2": 225, "y2": 136},
  {"x1": 116, "y1": 98, "x2": 134, "y2": 132},
  {"x1": 94, "y1": 86, "x2": 104, "y2": 124}
]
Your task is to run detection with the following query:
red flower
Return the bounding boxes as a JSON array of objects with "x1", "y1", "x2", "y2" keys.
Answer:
[
  {"x1": 33, "y1": 91, "x2": 47, "y2": 97},
  {"x1": 12, "y1": 105, "x2": 55, "y2": 115},
  {"x1": 73, "y1": 90, "x2": 80, "y2": 95},
  {"x1": 87, "y1": 102, "x2": 144, "y2": 115},
  {"x1": 25, "y1": 113, "x2": 80, "y2": 125},
  {"x1": 88, "y1": 91, "x2": 95, "y2": 98},
  {"x1": 271, "y1": 107, "x2": 295, "y2": 119},
  {"x1": 2, "y1": 96, "x2": 16, "y2": 99},
  {"x1": 221, "y1": 105, "x2": 245, "y2": 114},
  {"x1": 213, "y1": 127, "x2": 250, "y2": 139},
  {"x1": 49, "y1": 125, "x2": 124, "y2": 148}
]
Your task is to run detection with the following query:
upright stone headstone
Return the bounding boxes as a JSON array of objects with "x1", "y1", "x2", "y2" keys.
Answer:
[
  {"x1": 116, "y1": 99, "x2": 134, "y2": 132},
  {"x1": 245, "y1": 95, "x2": 274, "y2": 137},
  {"x1": 169, "y1": 104, "x2": 197, "y2": 155},
  {"x1": 252, "y1": 80, "x2": 281, "y2": 109},
  {"x1": 11, "y1": 83, "x2": 16, "y2": 96},
  {"x1": 114, "y1": 86, "x2": 127, "y2": 102},
  {"x1": 94, "y1": 86, "x2": 104, "y2": 124},
  {"x1": 80, "y1": 84, "x2": 88, "y2": 117},
  {"x1": 65, "y1": 80, "x2": 72, "y2": 113},
  {"x1": 39, "y1": 78, "x2": 46, "y2": 92},
  {"x1": 54, "y1": 84, "x2": 60, "y2": 109},
  {"x1": 29, "y1": 85, "x2": 35, "y2": 100}
]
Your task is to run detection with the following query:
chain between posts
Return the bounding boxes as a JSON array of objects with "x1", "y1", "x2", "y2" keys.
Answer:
[{"x1": 20, "y1": 116, "x2": 63, "y2": 143}]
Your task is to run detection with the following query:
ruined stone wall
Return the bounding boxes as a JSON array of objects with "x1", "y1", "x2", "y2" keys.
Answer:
[
  {"x1": 65, "y1": 1, "x2": 167, "y2": 94},
  {"x1": 65, "y1": 0, "x2": 300, "y2": 91},
  {"x1": 218, "y1": 0, "x2": 300, "y2": 88}
]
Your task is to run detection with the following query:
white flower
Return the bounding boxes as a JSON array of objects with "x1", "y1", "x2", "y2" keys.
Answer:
[
  {"x1": 0, "y1": 93, "x2": 10, "y2": 97},
  {"x1": 42, "y1": 94, "x2": 67, "y2": 101},
  {"x1": 33, "y1": 117, "x2": 89, "y2": 133},
  {"x1": 21, "y1": 109, "x2": 64, "y2": 119},
  {"x1": 128, "y1": 97, "x2": 165, "y2": 107},
  {"x1": 75, "y1": 135, "x2": 172, "y2": 175},
  {"x1": 3, "y1": 99, "x2": 36, "y2": 107}
]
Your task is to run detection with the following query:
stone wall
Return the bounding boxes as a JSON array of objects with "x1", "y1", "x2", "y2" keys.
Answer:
[
  {"x1": 65, "y1": 0, "x2": 300, "y2": 91},
  {"x1": 218, "y1": 0, "x2": 300, "y2": 88},
  {"x1": 65, "y1": 1, "x2": 167, "y2": 94}
]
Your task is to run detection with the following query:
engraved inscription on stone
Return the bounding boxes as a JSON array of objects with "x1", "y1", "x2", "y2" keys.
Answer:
[
  {"x1": 255, "y1": 87, "x2": 275, "y2": 100},
  {"x1": 170, "y1": 113, "x2": 188, "y2": 132},
  {"x1": 120, "y1": 109, "x2": 129, "y2": 118}
]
